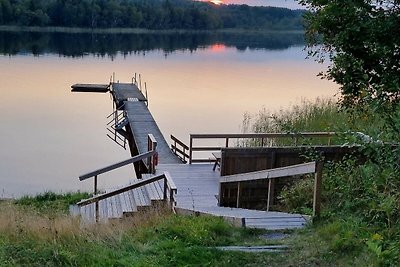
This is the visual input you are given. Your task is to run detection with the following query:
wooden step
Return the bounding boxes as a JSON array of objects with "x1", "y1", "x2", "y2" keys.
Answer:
[
  {"x1": 76, "y1": 177, "x2": 168, "y2": 222},
  {"x1": 144, "y1": 181, "x2": 164, "y2": 202}
]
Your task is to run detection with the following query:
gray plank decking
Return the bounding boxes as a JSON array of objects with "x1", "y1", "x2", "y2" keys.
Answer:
[
  {"x1": 125, "y1": 101, "x2": 182, "y2": 164},
  {"x1": 112, "y1": 83, "x2": 147, "y2": 102},
  {"x1": 77, "y1": 81, "x2": 309, "y2": 230},
  {"x1": 112, "y1": 83, "x2": 182, "y2": 164},
  {"x1": 155, "y1": 164, "x2": 309, "y2": 230}
]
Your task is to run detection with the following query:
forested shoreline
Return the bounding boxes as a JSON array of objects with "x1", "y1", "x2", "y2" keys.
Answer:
[{"x1": 0, "y1": 0, "x2": 304, "y2": 30}]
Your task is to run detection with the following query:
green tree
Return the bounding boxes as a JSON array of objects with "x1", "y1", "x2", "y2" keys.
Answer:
[{"x1": 300, "y1": 0, "x2": 400, "y2": 133}]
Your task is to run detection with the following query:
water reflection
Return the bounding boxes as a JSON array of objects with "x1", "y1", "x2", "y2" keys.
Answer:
[
  {"x1": 0, "y1": 31, "x2": 337, "y2": 198},
  {"x1": 0, "y1": 31, "x2": 304, "y2": 57}
]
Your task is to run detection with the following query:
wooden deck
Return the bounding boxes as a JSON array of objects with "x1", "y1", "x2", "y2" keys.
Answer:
[
  {"x1": 112, "y1": 83, "x2": 147, "y2": 107},
  {"x1": 73, "y1": 80, "x2": 310, "y2": 230},
  {"x1": 112, "y1": 83, "x2": 182, "y2": 165},
  {"x1": 155, "y1": 164, "x2": 309, "y2": 230},
  {"x1": 125, "y1": 101, "x2": 182, "y2": 164}
]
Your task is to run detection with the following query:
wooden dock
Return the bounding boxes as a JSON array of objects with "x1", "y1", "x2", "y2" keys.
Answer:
[
  {"x1": 154, "y1": 164, "x2": 309, "y2": 229},
  {"x1": 72, "y1": 80, "x2": 312, "y2": 230}
]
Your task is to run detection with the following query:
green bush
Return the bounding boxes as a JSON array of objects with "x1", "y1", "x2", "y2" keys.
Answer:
[{"x1": 277, "y1": 175, "x2": 314, "y2": 215}]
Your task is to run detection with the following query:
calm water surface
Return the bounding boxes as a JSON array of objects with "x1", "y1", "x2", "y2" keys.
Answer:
[{"x1": 0, "y1": 31, "x2": 338, "y2": 198}]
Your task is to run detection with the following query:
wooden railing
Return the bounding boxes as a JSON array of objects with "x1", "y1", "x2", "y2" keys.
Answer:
[
  {"x1": 188, "y1": 132, "x2": 336, "y2": 164},
  {"x1": 220, "y1": 161, "x2": 324, "y2": 217},
  {"x1": 170, "y1": 135, "x2": 189, "y2": 163},
  {"x1": 147, "y1": 134, "x2": 158, "y2": 174},
  {"x1": 77, "y1": 172, "x2": 177, "y2": 219},
  {"x1": 79, "y1": 134, "x2": 158, "y2": 218}
]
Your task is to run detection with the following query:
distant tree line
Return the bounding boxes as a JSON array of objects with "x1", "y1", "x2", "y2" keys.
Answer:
[
  {"x1": 0, "y1": 31, "x2": 304, "y2": 57},
  {"x1": 0, "y1": 0, "x2": 304, "y2": 30}
]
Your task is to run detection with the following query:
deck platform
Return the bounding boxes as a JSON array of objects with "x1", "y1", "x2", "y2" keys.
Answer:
[
  {"x1": 112, "y1": 83, "x2": 147, "y2": 107},
  {"x1": 156, "y1": 164, "x2": 309, "y2": 230}
]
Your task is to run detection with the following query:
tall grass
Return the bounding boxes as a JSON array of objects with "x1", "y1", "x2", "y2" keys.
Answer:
[
  {"x1": 0, "y1": 194, "x2": 286, "y2": 266},
  {"x1": 241, "y1": 98, "x2": 345, "y2": 133},
  {"x1": 242, "y1": 98, "x2": 400, "y2": 266}
]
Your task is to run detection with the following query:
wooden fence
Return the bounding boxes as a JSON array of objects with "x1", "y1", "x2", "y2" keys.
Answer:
[
  {"x1": 186, "y1": 132, "x2": 336, "y2": 164},
  {"x1": 218, "y1": 146, "x2": 359, "y2": 210},
  {"x1": 220, "y1": 161, "x2": 323, "y2": 217}
]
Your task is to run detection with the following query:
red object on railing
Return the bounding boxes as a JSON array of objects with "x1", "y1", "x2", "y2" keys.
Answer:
[{"x1": 154, "y1": 153, "x2": 159, "y2": 166}]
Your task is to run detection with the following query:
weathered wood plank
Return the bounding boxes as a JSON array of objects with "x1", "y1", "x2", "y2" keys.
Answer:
[
  {"x1": 220, "y1": 162, "x2": 316, "y2": 183},
  {"x1": 112, "y1": 83, "x2": 146, "y2": 102},
  {"x1": 79, "y1": 150, "x2": 156, "y2": 181},
  {"x1": 124, "y1": 101, "x2": 182, "y2": 165}
]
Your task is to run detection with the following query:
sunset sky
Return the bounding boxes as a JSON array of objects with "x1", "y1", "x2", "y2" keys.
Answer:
[{"x1": 203, "y1": 0, "x2": 304, "y2": 9}]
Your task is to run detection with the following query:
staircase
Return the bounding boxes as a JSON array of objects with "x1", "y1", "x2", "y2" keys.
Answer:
[
  {"x1": 75, "y1": 178, "x2": 168, "y2": 223},
  {"x1": 72, "y1": 135, "x2": 177, "y2": 223}
]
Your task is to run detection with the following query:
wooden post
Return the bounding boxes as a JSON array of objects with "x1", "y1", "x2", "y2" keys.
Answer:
[
  {"x1": 94, "y1": 175, "x2": 98, "y2": 195},
  {"x1": 236, "y1": 182, "x2": 241, "y2": 208},
  {"x1": 266, "y1": 179, "x2": 274, "y2": 211},
  {"x1": 189, "y1": 136, "x2": 193, "y2": 164},
  {"x1": 147, "y1": 134, "x2": 157, "y2": 174},
  {"x1": 163, "y1": 177, "x2": 168, "y2": 201},
  {"x1": 313, "y1": 162, "x2": 323, "y2": 217},
  {"x1": 94, "y1": 175, "x2": 99, "y2": 222},
  {"x1": 266, "y1": 151, "x2": 276, "y2": 211}
]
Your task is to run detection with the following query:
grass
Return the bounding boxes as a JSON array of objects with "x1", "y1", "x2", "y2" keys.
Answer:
[
  {"x1": 0, "y1": 193, "x2": 385, "y2": 266},
  {"x1": 0, "y1": 184, "x2": 392, "y2": 266},
  {"x1": 0, "y1": 193, "x2": 291, "y2": 267},
  {"x1": 241, "y1": 98, "x2": 400, "y2": 266}
]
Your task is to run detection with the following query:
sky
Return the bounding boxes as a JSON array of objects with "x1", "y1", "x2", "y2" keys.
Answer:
[{"x1": 203, "y1": 0, "x2": 305, "y2": 9}]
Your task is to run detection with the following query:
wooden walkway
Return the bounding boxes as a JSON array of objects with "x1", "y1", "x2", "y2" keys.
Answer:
[
  {"x1": 72, "y1": 81, "x2": 310, "y2": 230},
  {"x1": 155, "y1": 164, "x2": 309, "y2": 230},
  {"x1": 112, "y1": 83, "x2": 182, "y2": 164}
]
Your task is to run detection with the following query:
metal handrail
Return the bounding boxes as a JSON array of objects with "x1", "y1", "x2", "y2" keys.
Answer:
[{"x1": 106, "y1": 102, "x2": 125, "y2": 119}]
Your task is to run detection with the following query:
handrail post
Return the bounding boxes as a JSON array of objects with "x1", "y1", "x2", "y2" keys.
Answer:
[
  {"x1": 148, "y1": 134, "x2": 157, "y2": 174},
  {"x1": 225, "y1": 138, "x2": 229, "y2": 148},
  {"x1": 189, "y1": 135, "x2": 193, "y2": 164},
  {"x1": 94, "y1": 175, "x2": 99, "y2": 222},
  {"x1": 313, "y1": 161, "x2": 324, "y2": 217},
  {"x1": 266, "y1": 179, "x2": 274, "y2": 211},
  {"x1": 94, "y1": 175, "x2": 98, "y2": 195},
  {"x1": 236, "y1": 182, "x2": 241, "y2": 208},
  {"x1": 163, "y1": 176, "x2": 168, "y2": 201}
]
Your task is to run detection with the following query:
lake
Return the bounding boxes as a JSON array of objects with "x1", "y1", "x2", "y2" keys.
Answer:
[{"x1": 0, "y1": 31, "x2": 337, "y2": 198}]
